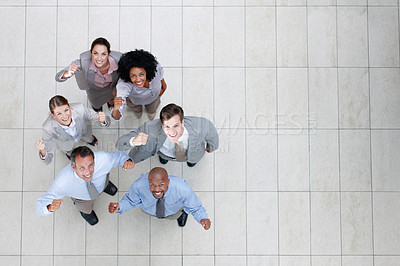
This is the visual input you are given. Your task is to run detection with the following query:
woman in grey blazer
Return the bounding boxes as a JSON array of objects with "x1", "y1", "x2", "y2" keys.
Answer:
[
  {"x1": 35, "y1": 95, "x2": 111, "y2": 165},
  {"x1": 55, "y1": 37, "x2": 122, "y2": 112}
]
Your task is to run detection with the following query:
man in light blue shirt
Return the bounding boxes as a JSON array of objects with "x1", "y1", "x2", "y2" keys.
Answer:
[
  {"x1": 36, "y1": 146, "x2": 135, "y2": 225},
  {"x1": 108, "y1": 167, "x2": 211, "y2": 230}
]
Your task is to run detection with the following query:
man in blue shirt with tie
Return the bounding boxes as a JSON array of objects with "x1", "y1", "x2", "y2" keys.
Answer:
[
  {"x1": 108, "y1": 167, "x2": 211, "y2": 230},
  {"x1": 36, "y1": 146, "x2": 135, "y2": 225}
]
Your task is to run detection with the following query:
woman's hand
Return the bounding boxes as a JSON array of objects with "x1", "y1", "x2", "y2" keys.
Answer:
[
  {"x1": 62, "y1": 64, "x2": 80, "y2": 78},
  {"x1": 35, "y1": 140, "x2": 46, "y2": 157}
]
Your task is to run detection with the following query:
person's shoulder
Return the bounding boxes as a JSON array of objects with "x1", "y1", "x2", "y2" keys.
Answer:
[
  {"x1": 79, "y1": 50, "x2": 91, "y2": 59},
  {"x1": 110, "y1": 51, "x2": 123, "y2": 60},
  {"x1": 55, "y1": 164, "x2": 74, "y2": 183},
  {"x1": 133, "y1": 173, "x2": 150, "y2": 188}
]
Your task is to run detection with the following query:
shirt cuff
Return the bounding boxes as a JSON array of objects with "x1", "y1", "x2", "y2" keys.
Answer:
[
  {"x1": 129, "y1": 137, "x2": 135, "y2": 147},
  {"x1": 39, "y1": 151, "x2": 47, "y2": 160}
]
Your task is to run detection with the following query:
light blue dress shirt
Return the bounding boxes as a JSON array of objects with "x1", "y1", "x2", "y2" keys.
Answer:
[
  {"x1": 118, "y1": 173, "x2": 208, "y2": 224},
  {"x1": 36, "y1": 151, "x2": 130, "y2": 216}
]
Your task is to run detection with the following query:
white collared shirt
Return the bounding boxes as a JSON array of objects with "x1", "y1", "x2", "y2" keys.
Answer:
[
  {"x1": 159, "y1": 126, "x2": 189, "y2": 158},
  {"x1": 58, "y1": 116, "x2": 80, "y2": 143}
]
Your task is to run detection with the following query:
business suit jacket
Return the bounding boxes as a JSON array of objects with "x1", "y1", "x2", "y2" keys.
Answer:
[
  {"x1": 40, "y1": 102, "x2": 111, "y2": 165},
  {"x1": 116, "y1": 116, "x2": 219, "y2": 164},
  {"x1": 55, "y1": 51, "x2": 122, "y2": 109}
]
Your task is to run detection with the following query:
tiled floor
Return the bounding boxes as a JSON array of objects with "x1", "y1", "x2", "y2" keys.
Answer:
[{"x1": 0, "y1": 0, "x2": 399, "y2": 265}]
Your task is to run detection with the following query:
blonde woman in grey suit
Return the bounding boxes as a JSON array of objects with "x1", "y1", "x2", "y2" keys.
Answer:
[
  {"x1": 35, "y1": 95, "x2": 111, "y2": 165},
  {"x1": 55, "y1": 37, "x2": 122, "y2": 112}
]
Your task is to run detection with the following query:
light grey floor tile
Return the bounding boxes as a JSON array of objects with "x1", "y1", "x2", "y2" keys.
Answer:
[
  {"x1": 310, "y1": 130, "x2": 339, "y2": 191},
  {"x1": 373, "y1": 192, "x2": 400, "y2": 254},
  {"x1": 248, "y1": 256, "x2": 279, "y2": 265},
  {"x1": 0, "y1": 129, "x2": 23, "y2": 191},
  {"x1": 215, "y1": 256, "x2": 246, "y2": 266},
  {"x1": 311, "y1": 192, "x2": 341, "y2": 255},
  {"x1": 371, "y1": 130, "x2": 400, "y2": 191},
  {"x1": 183, "y1": 154, "x2": 214, "y2": 192},
  {"x1": 160, "y1": 68, "x2": 183, "y2": 108},
  {"x1": 25, "y1": 7, "x2": 56, "y2": 67},
  {"x1": 118, "y1": 202, "x2": 150, "y2": 255},
  {"x1": 0, "y1": 192, "x2": 21, "y2": 256},
  {"x1": 280, "y1": 256, "x2": 310, "y2": 266},
  {"x1": 21, "y1": 256, "x2": 53, "y2": 266},
  {"x1": 215, "y1": 129, "x2": 245, "y2": 191},
  {"x1": 215, "y1": 68, "x2": 245, "y2": 129},
  {"x1": 182, "y1": 68, "x2": 214, "y2": 121},
  {"x1": 215, "y1": 192, "x2": 246, "y2": 255},
  {"x1": 277, "y1": 7, "x2": 307, "y2": 67},
  {"x1": 118, "y1": 256, "x2": 150, "y2": 266},
  {"x1": 338, "y1": 68, "x2": 370, "y2": 128},
  {"x1": 309, "y1": 68, "x2": 338, "y2": 128},
  {"x1": 311, "y1": 256, "x2": 341, "y2": 266},
  {"x1": 340, "y1": 130, "x2": 371, "y2": 191},
  {"x1": 337, "y1": 7, "x2": 368, "y2": 67},
  {"x1": 53, "y1": 199, "x2": 85, "y2": 255},
  {"x1": 54, "y1": 256, "x2": 85, "y2": 266},
  {"x1": 183, "y1": 8, "x2": 213, "y2": 67},
  {"x1": 374, "y1": 256, "x2": 400, "y2": 266},
  {"x1": 368, "y1": 7, "x2": 399, "y2": 67},
  {"x1": 277, "y1": 68, "x2": 308, "y2": 129},
  {"x1": 183, "y1": 192, "x2": 214, "y2": 255},
  {"x1": 341, "y1": 192, "x2": 373, "y2": 254},
  {"x1": 150, "y1": 256, "x2": 181, "y2": 266},
  {"x1": 183, "y1": 256, "x2": 214, "y2": 266},
  {"x1": 246, "y1": 68, "x2": 276, "y2": 129},
  {"x1": 278, "y1": 133, "x2": 309, "y2": 191},
  {"x1": 246, "y1": 130, "x2": 277, "y2": 191},
  {"x1": 247, "y1": 192, "x2": 278, "y2": 255},
  {"x1": 0, "y1": 256, "x2": 20, "y2": 266},
  {"x1": 150, "y1": 217, "x2": 182, "y2": 255},
  {"x1": 342, "y1": 256, "x2": 373, "y2": 266},
  {"x1": 246, "y1": 7, "x2": 276, "y2": 67},
  {"x1": 120, "y1": 7, "x2": 151, "y2": 51},
  {"x1": 0, "y1": 7, "x2": 25, "y2": 67},
  {"x1": 88, "y1": 7, "x2": 120, "y2": 51},
  {"x1": 22, "y1": 192, "x2": 53, "y2": 255},
  {"x1": 370, "y1": 68, "x2": 400, "y2": 128},
  {"x1": 214, "y1": 7, "x2": 245, "y2": 67},
  {"x1": 57, "y1": 7, "x2": 89, "y2": 67},
  {"x1": 86, "y1": 256, "x2": 117, "y2": 266},
  {"x1": 151, "y1": 7, "x2": 182, "y2": 67},
  {"x1": 0, "y1": 68, "x2": 24, "y2": 129},
  {"x1": 279, "y1": 192, "x2": 310, "y2": 255},
  {"x1": 308, "y1": 7, "x2": 337, "y2": 67}
]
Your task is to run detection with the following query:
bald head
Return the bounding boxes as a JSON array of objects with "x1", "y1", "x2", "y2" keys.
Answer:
[{"x1": 148, "y1": 167, "x2": 170, "y2": 198}]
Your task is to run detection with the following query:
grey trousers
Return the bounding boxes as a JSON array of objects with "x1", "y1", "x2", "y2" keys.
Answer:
[
  {"x1": 71, "y1": 174, "x2": 110, "y2": 214},
  {"x1": 126, "y1": 96, "x2": 161, "y2": 118}
]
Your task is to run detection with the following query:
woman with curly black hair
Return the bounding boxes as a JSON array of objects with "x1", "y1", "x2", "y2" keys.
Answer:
[{"x1": 111, "y1": 49, "x2": 167, "y2": 121}]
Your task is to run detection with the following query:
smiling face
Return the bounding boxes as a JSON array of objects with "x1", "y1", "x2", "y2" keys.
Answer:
[
  {"x1": 148, "y1": 171, "x2": 170, "y2": 199},
  {"x1": 71, "y1": 154, "x2": 95, "y2": 182},
  {"x1": 162, "y1": 114, "x2": 184, "y2": 143},
  {"x1": 51, "y1": 104, "x2": 72, "y2": 126},
  {"x1": 91, "y1": 44, "x2": 109, "y2": 69},
  {"x1": 129, "y1": 67, "x2": 147, "y2": 88}
]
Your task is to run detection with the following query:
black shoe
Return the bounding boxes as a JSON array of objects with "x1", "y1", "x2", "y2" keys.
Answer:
[
  {"x1": 107, "y1": 102, "x2": 114, "y2": 110},
  {"x1": 177, "y1": 211, "x2": 188, "y2": 227},
  {"x1": 87, "y1": 135, "x2": 98, "y2": 146},
  {"x1": 80, "y1": 210, "x2": 99, "y2": 226},
  {"x1": 186, "y1": 162, "x2": 196, "y2": 167},
  {"x1": 104, "y1": 181, "x2": 118, "y2": 196},
  {"x1": 159, "y1": 156, "x2": 169, "y2": 165},
  {"x1": 66, "y1": 154, "x2": 71, "y2": 160}
]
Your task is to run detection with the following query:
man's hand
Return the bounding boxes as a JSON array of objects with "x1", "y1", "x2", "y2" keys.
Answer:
[
  {"x1": 47, "y1": 199, "x2": 63, "y2": 212},
  {"x1": 35, "y1": 140, "x2": 46, "y2": 157},
  {"x1": 122, "y1": 159, "x2": 135, "y2": 170},
  {"x1": 63, "y1": 64, "x2": 80, "y2": 78},
  {"x1": 97, "y1": 111, "x2": 106, "y2": 124},
  {"x1": 200, "y1": 218, "x2": 211, "y2": 230},
  {"x1": 108, "y1": 202, "x2": 119, "y2": 213},
  {"x1": 131, "y1": 133, "x2": 149, "y2": 146}
]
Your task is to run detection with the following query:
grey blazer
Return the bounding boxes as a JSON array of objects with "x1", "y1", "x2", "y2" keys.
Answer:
[
  {"x1": 55, "y1": 51, "x2": 122, "y2": 109},
  {"x1": 116, "y1": 116, "x2": 219, "y2": 164},
  {"x1": 40, "y1": 102, "x2": 111, "y2": 165}
]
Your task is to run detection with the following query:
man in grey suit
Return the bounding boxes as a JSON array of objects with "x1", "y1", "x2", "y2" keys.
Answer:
[{"x1": 116, "y1": 103, "x2": 219, "y2": 167}]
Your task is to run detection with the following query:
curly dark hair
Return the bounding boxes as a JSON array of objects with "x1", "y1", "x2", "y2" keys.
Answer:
[{"x1": 118, "y1": 49, "x2": 158, "y2": 83}]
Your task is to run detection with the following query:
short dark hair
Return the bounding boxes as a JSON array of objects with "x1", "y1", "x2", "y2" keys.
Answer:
[
  {"x1": 90, "y1": 37, "x2": 111, "y2": 54},
  {"x1": 118, "y1": 49, "x2": 158, "y2": 83},
  {"x1": 160, "y1": 103, "x2": 184, "y2": 124},
  {"x1": 49, "y1": 95, "x2": 69, "y2": 114},
  {"x1": 70, "y1": 146, "x2": 94, "y2": 166}
]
